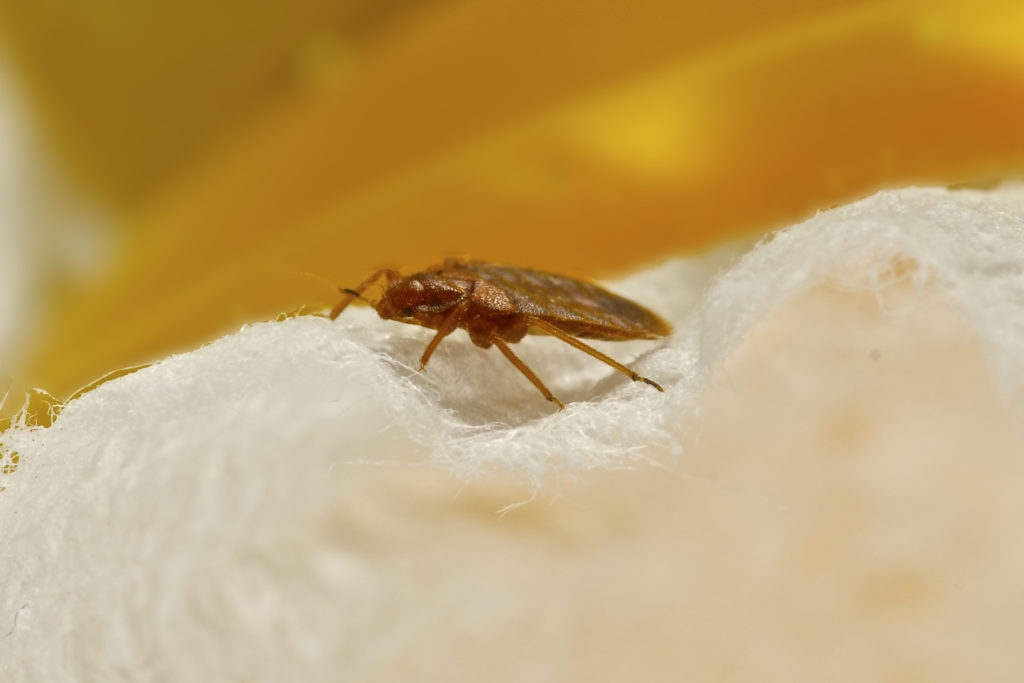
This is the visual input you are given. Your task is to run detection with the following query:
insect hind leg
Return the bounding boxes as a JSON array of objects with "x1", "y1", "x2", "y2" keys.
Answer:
[
  {"x1": 526, "y1": 315, "x2": 664, "y2": 392},
  {"x1": 493, "y1": 338, "x2": 565, "y2": 410}
]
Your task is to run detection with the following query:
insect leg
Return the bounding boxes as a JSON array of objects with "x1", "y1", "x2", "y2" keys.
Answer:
[
  {"x1": 526, "y1": 316, "x2": 664, "y2": 392},
  {"x1": 493, "y1": 338, "x2": 565, "y2": 410},
  {"x1": 418, "y1": 301, "x2": 468, "y2": 371},
  {"x1": 330, "y1": 269, "x2": 402, "y2": 319}
]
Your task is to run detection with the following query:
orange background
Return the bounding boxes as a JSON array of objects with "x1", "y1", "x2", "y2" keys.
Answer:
[{"x1": 1, "y1": 0, "x2": 1023, "y2": 403}]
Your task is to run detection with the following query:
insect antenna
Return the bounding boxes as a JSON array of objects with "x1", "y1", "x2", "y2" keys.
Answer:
[
  {"x1": 337, "y1": 287, "x2": 377, "y2": 309},
  {"x1": 342, "y1": 288, "x2": 371, "y2": 302},
  {"x1": 331, "y1": 268, "x2": 402, "y2": 319},
  {"x1": 331, "y1": 288, "x2": 372, "y2": 318}
]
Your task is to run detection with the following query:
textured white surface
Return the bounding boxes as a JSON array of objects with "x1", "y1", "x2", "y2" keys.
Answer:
[{"x1": 2, "y1": 186, "x2": 1024, "y2": 681}]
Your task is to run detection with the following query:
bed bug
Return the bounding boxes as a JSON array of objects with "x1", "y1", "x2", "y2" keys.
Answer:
[{"x1": 330, "y1": 258, "x2": 671, "y2": 409}]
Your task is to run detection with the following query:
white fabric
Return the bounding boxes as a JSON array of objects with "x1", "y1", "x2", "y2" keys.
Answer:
[{"x1": 3, "y1": 186, "x2": 1024, "y2": 681}]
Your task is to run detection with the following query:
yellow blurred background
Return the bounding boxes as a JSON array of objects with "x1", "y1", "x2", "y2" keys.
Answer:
[{"x1": 0, "y1": 0, "x2": 1022, "y2": 407}]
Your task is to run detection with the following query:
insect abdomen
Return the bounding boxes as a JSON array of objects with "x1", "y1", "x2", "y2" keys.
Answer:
[{"x1": 455, "y1": 262, "x2": 671, "y2": 340}]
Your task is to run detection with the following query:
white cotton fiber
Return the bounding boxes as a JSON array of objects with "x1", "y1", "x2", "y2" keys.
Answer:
[{"x1": 2, "y1": 186, "x2": 1024, "y2": 682}]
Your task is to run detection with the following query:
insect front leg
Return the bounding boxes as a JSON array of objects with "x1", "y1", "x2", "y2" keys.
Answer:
[
  {"x1": 330, "y1": 269, "x2": 402, "y2": 319},
  {"x1": 418, "y1": 300, "x2": 469, "y2": 371}
]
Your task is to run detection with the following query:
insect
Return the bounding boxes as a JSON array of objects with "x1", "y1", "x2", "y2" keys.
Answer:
[{"x1": 331, "y1": 258, "x2": 671, "y2": 409}]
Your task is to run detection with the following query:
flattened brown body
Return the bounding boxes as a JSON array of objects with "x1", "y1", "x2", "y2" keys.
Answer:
[
  {"x1": 447, "y1": 260, "x2": 672, "y2": 342},
  {"x1": 331, "y1": 258, "x2": 671, "y2": 409}
]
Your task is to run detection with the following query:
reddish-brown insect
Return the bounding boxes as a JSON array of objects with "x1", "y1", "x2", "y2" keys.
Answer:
[{"x1": 331, "y1": 258, "x2": 671, "y2": 409}]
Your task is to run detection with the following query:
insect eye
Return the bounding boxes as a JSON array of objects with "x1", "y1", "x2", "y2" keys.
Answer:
[{"x1": 403, "y1": 306, "x2": 415, "y2": 317}]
